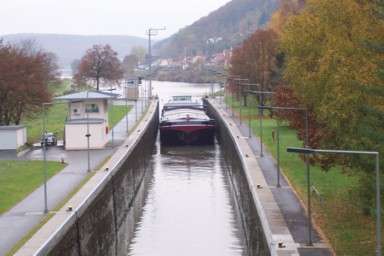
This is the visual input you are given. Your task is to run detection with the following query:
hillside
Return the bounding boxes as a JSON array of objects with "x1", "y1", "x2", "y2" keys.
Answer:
[
  {"x1": 1, "y1": 34, "x2": 147, "y2": 70},
  {"x1": 154, "y1": 0, "x2": 278, "y2": 58}
]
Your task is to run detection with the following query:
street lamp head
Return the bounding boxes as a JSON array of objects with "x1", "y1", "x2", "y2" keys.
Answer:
[
  {"x1": 148, "y1": 27, "x2": 167, "y2": 35},
  {"x1": 287, "y1": 147, "x2": 315, "y2": 154},
  {"x1": 258, "y1": 105, "x2": 272, "y2": 110}
]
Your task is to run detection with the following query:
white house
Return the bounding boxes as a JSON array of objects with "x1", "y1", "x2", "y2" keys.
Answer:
[
  {"x1": 55, "y1": 91, "x2": 118, "y2": 150},
  {"x1": 0, "y1": 125, "x2": 27, "y2": 150}
]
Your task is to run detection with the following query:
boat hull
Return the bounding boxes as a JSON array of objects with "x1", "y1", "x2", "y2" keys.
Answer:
[{"x1": 160, "y1": 124, "x2": 215, "y2": 145}]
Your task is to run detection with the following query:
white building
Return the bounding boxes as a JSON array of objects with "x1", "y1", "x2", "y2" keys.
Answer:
[
  {"x1": 0, "y1": 125, "x2": 27, "y2": 150},
  {"x1": 56, "y1": 91, "x2": 118, "y2": 150}
]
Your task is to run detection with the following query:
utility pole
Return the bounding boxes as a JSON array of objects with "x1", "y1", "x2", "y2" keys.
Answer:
[
  {"x1": 86, "y1": 91, "x2": 91, "y2": 172},
  {"x1": 147, "y1": 27, "x2": 166, "y2": 99},
  {"x1": 42, "y1": 103, "x2": 51, "y2": 214}
]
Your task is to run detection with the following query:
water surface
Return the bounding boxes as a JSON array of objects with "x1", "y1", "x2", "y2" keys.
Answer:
[
  {"x1": 127, "y1": 81, "x2": 247, "y2": 256},
  {"x1": 127, "y1": 142, "x2": 246, "y2": 256}
]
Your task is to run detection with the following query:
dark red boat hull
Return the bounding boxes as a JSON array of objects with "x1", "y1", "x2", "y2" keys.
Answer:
[{"x1": 160, "y1": 124, "x2": 215, "y2": 145}]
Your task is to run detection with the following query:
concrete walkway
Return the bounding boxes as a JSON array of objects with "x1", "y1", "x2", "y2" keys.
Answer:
[
  {"x1": 0, "y1": 99, "x2": 147, "y2": 255},
  {"x1": 212, "y1": 98, "x2": 332, "y2": 256}
]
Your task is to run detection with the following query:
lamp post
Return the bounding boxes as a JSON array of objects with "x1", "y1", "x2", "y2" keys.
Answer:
[
  {"x1": 147, "y1": 27, "x2": 166, "y2": 99},
  {"x1": 225, "y1": 76, "x2": 241, "y2": 114},
  {"x1": 233, "y1": 78, "x2": 248, "y2": 123},
  {"x1": 245, "y1": 90, "x2": 275, "y2": 157},
  {"x1": 141, "y1": 96, "x2": 144, "y2": 115},
  {"x1": 103, "y1": 87, "x2": 117, "y2": 147},
  {"x1": 224, "y1": 81, "x2": 228, "y2": 111},
  {"x1": 135, "y1": 99, "x2": 138, "y2": 122},
  {"x1": 211, "y1": 71, "x2": 227, "y2": 104},
  {"x1": 258, "y1": 105, "x2": 308, "y2": 188},
  {"x1": 287, "y1": 147, "x2": 380, "y2": 253},
  {"x1": 125, "y1": 83, "x2": 129, "y2": 134},
  {"x1": 110, "y1": 98, "x2": 114, "y2": 148},
  {"x1": 86, "y1": 91, "x2": 91, "y2": 172},
  {"x1": 41, "y1": 102, "x2": 52, "y2": 214},
  {"x1": 240, "y1": 83, "x2": 260, "y2": 138}
]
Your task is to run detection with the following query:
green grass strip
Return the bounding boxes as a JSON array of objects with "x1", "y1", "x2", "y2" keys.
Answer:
[
  {"x1": 225, "y1": 96, "x2": 378, "y2": 255},
  {"x1": 0, "y1": 160, "x2": 66, "y2": 214}
]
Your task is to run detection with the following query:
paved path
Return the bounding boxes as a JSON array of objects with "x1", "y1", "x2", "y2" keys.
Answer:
[
  {"x1": 0, "y1": 99, "x2": 147, "y2": 255},
  {"x1": 212, "y1": 98, "x2": 332, "y2": 256}
]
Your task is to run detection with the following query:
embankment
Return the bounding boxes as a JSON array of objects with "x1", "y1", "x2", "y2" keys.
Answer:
[{"x1": 15, "y1": 100, "x2": 159, "y2": 256}]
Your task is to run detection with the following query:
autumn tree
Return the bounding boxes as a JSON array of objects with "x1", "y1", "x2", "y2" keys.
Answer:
[
  {"x1": 0, "y1": 40, "x2": 58, "y2": 125},
  {"x1": 281, "y1": 0, "x2": 384, "y2": 208},
  {"x1": 268, "y1": 0, "x2": 305, "y2": 35},
  {"x1": 229, "y1": 28, "x2": 279, "y2": 100},
  {"x1": 74, "y1": 44, "x2": 123, "y2": 91}
]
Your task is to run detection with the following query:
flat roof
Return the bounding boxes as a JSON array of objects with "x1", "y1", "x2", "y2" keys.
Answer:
[
  {"x1": 55, "y1": 91, "x2": 119, "y2": 101},
  {"x1": 66, "y1": 118, "x2": 105, "y2": 125},
  {"x1": 0, "y1": 125, "x2": 25, "y2": 130}
]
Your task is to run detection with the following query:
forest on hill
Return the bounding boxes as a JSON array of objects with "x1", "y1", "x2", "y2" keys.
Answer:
[{"x1": 154, "y1": 0, "x2": 278, "y2": 58}]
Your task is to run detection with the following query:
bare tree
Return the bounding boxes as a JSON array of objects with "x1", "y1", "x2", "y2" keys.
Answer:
[
  {"x1": 74, "y1": 44, "x2": 123, "y2": 90},
  {"x1": 130, "y1": 46, "x2": 146, "y2": 64},
  {"x1": 122, "y1": 54, "x2": 139, "y2": 78}
]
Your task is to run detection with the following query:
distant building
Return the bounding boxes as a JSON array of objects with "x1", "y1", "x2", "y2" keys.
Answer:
[
  {"x1": 192, "y1": 55, "x2": 206, "y2": 64},
  {"x1": 0, "y1": 125, "x2": 27, "y2": 151},
  {"x1": 159, "y1": 59, "x2": 172, "y2": 67},
  {"x1": 212, "y1": 53, "x2": 226, "y2": 65},
  {"x1": 55, "y1": 91, "x2": 118, "y2": 150},
  {"x1": 223, "y1": 48, "x2": 233, "y2": 68}
]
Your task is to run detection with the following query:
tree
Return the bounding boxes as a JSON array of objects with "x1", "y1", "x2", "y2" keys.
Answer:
[
  {"x1": 280, "y1": 0, "x2": 384, "y2": 209},
  {"x1": 74, "y1": 44, "x2": 123, "y2": 91},
  {"x1": 130, "y1": 46, "x2": 146, "y2": 64},
  {"x1": 0, "y1": 40, "x2": 58, "y2": 125},
  {"x1": 268, "y1": 0, "x2": 305, "y2": 35},
  {"x1": 122, "y1": 54, "x2": 139, "y2": 78},
  {"x1": 272, "y1": 85, "x2": 327, "y2": 159},
  {"x1": 71, "y1": 59, "x2": 80, "y2": 75},
  {"x1": 229, "y1": 28, "x2": 279, "y2": 94}
]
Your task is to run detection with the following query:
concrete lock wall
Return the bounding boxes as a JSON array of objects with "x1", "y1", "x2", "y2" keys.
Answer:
[
  {"x1": 204, "y1": 100, "x2": 271, "y2": 256},
  {"x1": 44, "y1": 102, "x2": 159, "y2": 256}
]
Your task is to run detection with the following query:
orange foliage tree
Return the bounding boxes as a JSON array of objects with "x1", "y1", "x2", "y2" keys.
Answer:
[{"x1": 229, "y1": 28, "x2": 279, "y2": 95}]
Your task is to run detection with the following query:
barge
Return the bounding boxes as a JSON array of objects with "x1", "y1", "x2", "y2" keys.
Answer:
[{"x1": 160, "y1": 96, "x2": 215, "y2": 145}]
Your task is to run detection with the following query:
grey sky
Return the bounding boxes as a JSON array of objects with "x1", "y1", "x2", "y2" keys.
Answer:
[{"x1": 0, "y1": 0, "x2": 232, "y2": 39}]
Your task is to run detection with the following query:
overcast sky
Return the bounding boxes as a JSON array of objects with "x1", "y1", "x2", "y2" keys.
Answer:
[{"x1": 0, "y1": 0, "x2": 232, "y2": 39}]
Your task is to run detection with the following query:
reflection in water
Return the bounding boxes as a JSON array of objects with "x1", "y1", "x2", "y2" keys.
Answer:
[{"x1": 127, "y1": 140, "x2": 247, "y2": 256}]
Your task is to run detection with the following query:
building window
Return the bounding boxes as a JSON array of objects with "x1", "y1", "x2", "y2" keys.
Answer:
[{"x1": 85, "y1": 104, "x2": 99, "y2": 113}]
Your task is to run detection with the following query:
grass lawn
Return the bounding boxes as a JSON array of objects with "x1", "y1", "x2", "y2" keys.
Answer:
[
  {"x1": 22, "y1": 79, "x2": 71, "y2": 144},
  {"x1": 109, "y1": 105, "x2": 132, "y2": 128},
  {"x1": 49, "y1": 79, "x2": 72, "y2": 96},
  {"x1": 22, "y1": 104, "x2": 69, "y2": 144},
  {"x1": 0, "y1": 160, "x2": 66, "y2": 214},
  {"x1": 225, "y1": 95, "x2": 379, "y2": 255}
]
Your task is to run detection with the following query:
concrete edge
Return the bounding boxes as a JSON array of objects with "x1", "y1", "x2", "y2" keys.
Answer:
[
  {"x1": 14, "y1": 100, "x2": 159, "y2": 256},
  {"x1": 208, "y1": 99, "x2": 300, "y2": 256},
  {"x1": 0, "y1": 125, "x2": 26, "y2": 130}
]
